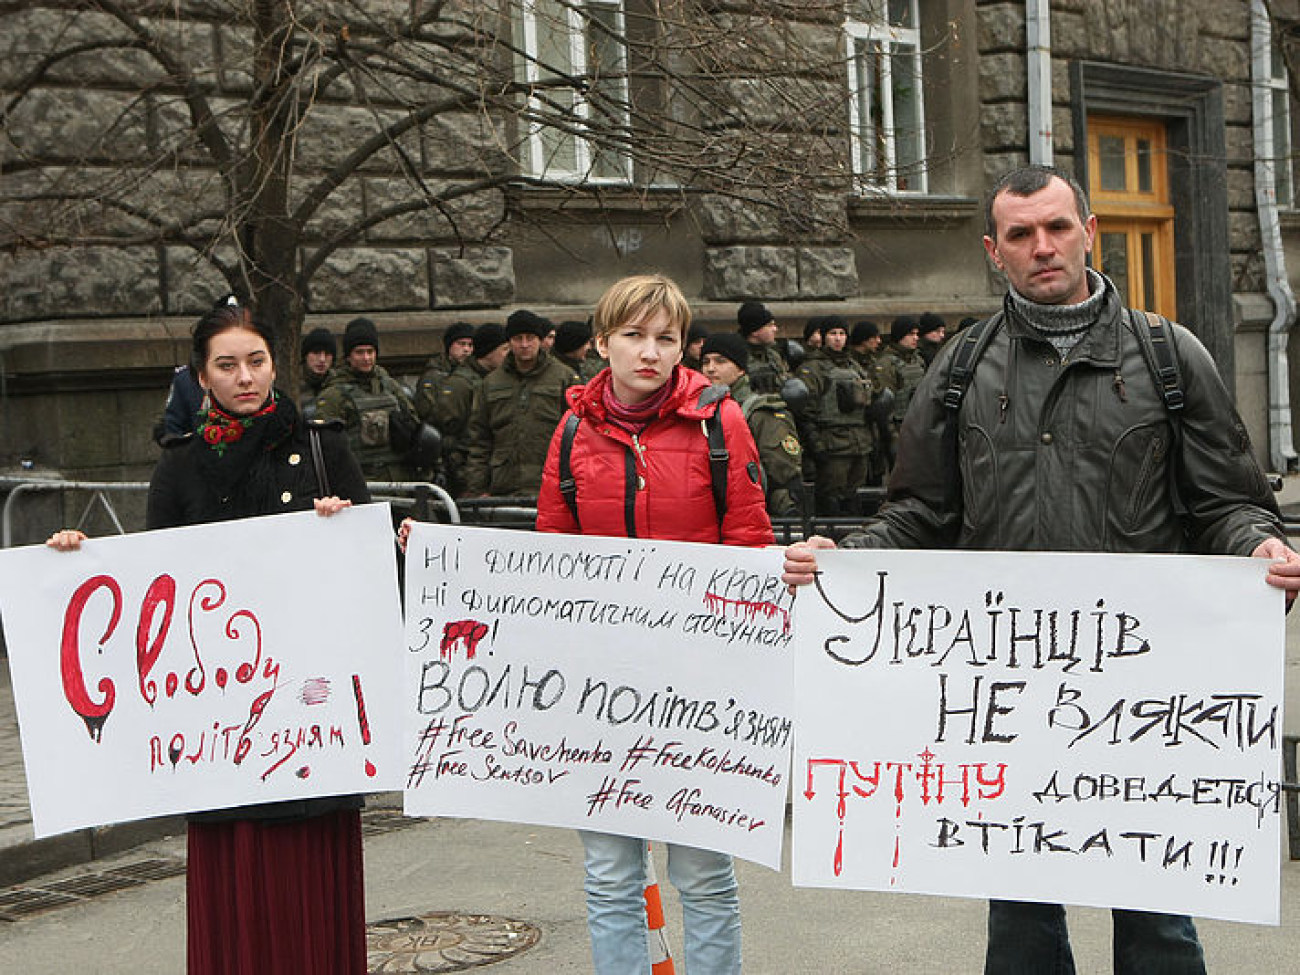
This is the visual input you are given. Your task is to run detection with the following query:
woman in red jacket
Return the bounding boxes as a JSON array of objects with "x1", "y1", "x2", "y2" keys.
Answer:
[{"x1": 536, "y1": 274, "x2": 772, "y2": 974}]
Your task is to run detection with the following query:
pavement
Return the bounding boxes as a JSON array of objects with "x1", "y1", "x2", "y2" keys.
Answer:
[{"x1": 4, "y1": 481, "x2": 1300, "y2": 970}]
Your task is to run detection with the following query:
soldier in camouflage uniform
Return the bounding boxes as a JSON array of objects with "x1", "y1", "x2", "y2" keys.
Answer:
[
  {"x1": 553, "y1": 320, "x2": 604, "y2": 382},
  {"x1": 414, "y1": 321, "x2": 476, "y2": 422},
  {"x1": 850, "y1": 320, "x2": 891, "y2": 484},
  {"x1": 796, "y1": 316, "x2": 875, "y2": 515},
  {"x1": 297, "y1": 327, "x2": 336, "y2": 420},
  {"x1": 917, "y1": 311, "x2": 947, "y2": 368},
  {"x1": 881, "y1": 315, "x2": 927, "y2": 423},
  {"x1": 700, "y1": 333, "x2": 804, "y2": 518},
  {"x1": 420, "y1": 323, "x2": 507, "y2": 497},
  {"x1": 315, "y1": 317, "x2": 422, "y2": 482},
  {"x1": 737, "y1": 300, "x2": 791, "y2": 395},
  {"x1": 849, "y1": 320, "x2": 882, "y2": 376},
  {"x1": 802, "y1": 318, "x2": 824, "y2": 354},
  {"x1": 874, "y1": 316, "x2": 927, "y2": 476},
  {"x1": 465, "y1": 310, "x2": 581, "y2": 497}
]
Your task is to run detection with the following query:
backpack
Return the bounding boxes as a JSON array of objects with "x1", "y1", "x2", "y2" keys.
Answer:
[
  {"x1": 940, "y1": 307, "x2": 1185, "y2": 508},
  {"x1": 558, "y1": 384, "x2": 730, "y2": 533}
]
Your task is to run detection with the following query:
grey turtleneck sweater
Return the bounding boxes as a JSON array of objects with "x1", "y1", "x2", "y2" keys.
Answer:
[{"x1": 1007, "y1": 267, "x2": 1109, "y2": 360}]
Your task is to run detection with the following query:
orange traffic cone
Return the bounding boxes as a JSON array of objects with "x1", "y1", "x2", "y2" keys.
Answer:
[{"x1": 643, "y1": 844, "x2": 676, "y2": 974}]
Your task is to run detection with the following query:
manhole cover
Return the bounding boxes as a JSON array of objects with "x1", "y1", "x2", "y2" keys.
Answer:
[{"x1": 366, "y1": 912, "x2": 541, "y2": 972}]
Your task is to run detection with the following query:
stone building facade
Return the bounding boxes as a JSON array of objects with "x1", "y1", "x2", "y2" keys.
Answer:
[{"x1": 2, "y1": 0, "x2": 1298, "y2": 540}]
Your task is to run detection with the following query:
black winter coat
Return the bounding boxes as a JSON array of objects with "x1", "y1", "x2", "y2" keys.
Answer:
[
  {"x1": 147, "y1": 398, "x2": 369, "y2": 529},
  {"x1": 146, "y1": 393, "x2": 370, "y2": 821}
]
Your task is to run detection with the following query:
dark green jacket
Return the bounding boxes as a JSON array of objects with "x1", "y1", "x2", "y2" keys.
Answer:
[
  {"x1": 731, "y1": 376, "x2": 804, "y2": 517},
  {"x1": 745, "y1": 340, "x2": 791, "y2": 395},
  {"x1": 422, "y1": 358, "x2": 492, "y2": 494},
  {"x1": 880, "y1": 343, "x2": 926, "y2": 424},
  {"x1": 297, "y1": 367, "x2": 333, "y2": 421},
  {"x1": 414, "y1": 352, "x2": 458, "y2": 425},
  {"x1": 557, "y1": 352, "x2": 604, "y2": 383},
  {"x1": 466, "y1": 350, "x2": 580, "y2": 496},
  {"x1": 425, "y1": 359, "x2": 490, "y2": 444},
  {"x1": 846, "y1": 287, "x2": 1283, "y2": 555}
]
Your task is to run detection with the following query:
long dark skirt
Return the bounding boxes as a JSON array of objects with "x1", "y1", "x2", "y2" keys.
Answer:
[{"x1": 186, "y1": 809, "x2": 366, "y2": 975}]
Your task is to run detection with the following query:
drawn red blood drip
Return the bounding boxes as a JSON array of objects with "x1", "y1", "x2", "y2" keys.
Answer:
[
  {"x1": 702, "y1": 591, "x2": 791, "y2": 635},
  {"x1": 439, "y1": 619, "x2": 490, "y2": 660}
]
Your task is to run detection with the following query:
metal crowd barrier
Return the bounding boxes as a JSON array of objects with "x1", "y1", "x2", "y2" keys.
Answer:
[
  {"x1": 0, "y1": 477, "x2": 459, "y2": 548},
  {"x1": 1, "y1": 478, "x2": 151, "y2": 549}
]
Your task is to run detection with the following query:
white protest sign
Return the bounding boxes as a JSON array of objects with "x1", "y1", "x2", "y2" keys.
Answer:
[
  {"x1": 402, "y1": 523, "x2": 793, "y2": 868},
  {"x1": 0, "y1": 504, "x2": 404, "y2": 837},
  {"x1": 793, "y1": 549, "x2": 1284, "y2": 925}
]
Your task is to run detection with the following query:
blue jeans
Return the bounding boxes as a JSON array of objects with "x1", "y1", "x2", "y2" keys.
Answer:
[
  {"x1": 579, "y1": 830, "x2": 742, "y2": 975},
  {"x1": 984, "y1": 900, "x2": 1206, "y2": 975}
]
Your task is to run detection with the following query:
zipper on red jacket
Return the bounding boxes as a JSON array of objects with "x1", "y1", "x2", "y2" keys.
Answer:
[{"x1": 623, "y1": 444, "x2": 639, "y2": 537}]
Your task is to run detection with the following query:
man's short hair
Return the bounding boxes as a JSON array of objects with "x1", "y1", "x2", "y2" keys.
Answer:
[
  {"x1": 985, "y1": 164, "x2": 1090, "y2": 240},
  {"x1": 592, "y1": 274, "x2": 691, "y2": 343}
]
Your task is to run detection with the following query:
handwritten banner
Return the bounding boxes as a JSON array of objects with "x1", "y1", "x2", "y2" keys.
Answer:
[
  {"x1": 792, "y1": 549, "x2": 1284, "y2": 924},
  {"x1": 0, "y1": 505, "x2": 405, "y2": 837},
  {"x1": 401, "y1": 524, "x2": 793, "y2": 868}
]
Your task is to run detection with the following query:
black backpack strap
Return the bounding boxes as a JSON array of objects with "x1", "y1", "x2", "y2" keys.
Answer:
[
  {"x1": 940, "y1": 314, "x2": 1003, "y2": 506},
  {"x1": 706, "y1": 410, "x2": 728, "y2": 528},
  {"x1": 696, "y1": 385, "x2": 731, "y2": 531},
  {"x1": 558, "y1": 412, "x2": 582, "y2": 529},
  {"x1": 943, "y1": 314, "x2": 1003, "y2": 415},
  {"x1": 1128, "y1": 308, "x2": 1186, "y2": 515},
  {"x1": 1130, "y1": 308, "x2": 1185, "y2": 413}
]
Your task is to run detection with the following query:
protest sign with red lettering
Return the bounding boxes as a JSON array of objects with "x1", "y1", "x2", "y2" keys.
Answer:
[
  {"x1": 792, "y1": 549, "x2": 1283, "y2": 925},
  {"x1": 0, "y1": 504, "x2": 404, "y2": 837},
  {"x1": 402, "y1": 523, "x2": 793, "y2": 868}
]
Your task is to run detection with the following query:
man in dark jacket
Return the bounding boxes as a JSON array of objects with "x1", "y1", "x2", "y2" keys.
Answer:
[
  {"x1": 784, "y1": 164, "x2": 1300, "y2": 975},
  {"x1": 465, "y1": 309, "x2": 581, "y2": 497}
]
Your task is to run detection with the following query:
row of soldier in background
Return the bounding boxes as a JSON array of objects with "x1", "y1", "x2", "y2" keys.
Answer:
[
  {"x1": 716, "y1": 302, "x2": 978, "y2": 516},
  {"x1": 156, "y1": 302, "x2": 976, "y2": 519}
]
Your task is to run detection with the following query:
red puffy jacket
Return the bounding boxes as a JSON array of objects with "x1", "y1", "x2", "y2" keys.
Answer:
[{"x1": 536, "y1": 366, "x2": 774, "y2": 546}]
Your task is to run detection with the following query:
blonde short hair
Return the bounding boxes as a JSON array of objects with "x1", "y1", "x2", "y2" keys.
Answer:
[{"x1": 592, "y1": 274, "x2": 692, "y2": 343}]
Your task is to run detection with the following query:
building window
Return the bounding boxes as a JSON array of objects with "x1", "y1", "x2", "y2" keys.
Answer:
[
  {"x1": 1087, "y1": 115, "x2": 1177, "y2": 318},
  {"x1": 515, "y1": 0, "x2": 632, "y2": 183},
  {"x1": 845, "y1": 0, "x2": 926, "y2": 194},
  {"x1": 1266, "y1": 31, "x2": 1295, "y2": 209}
]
